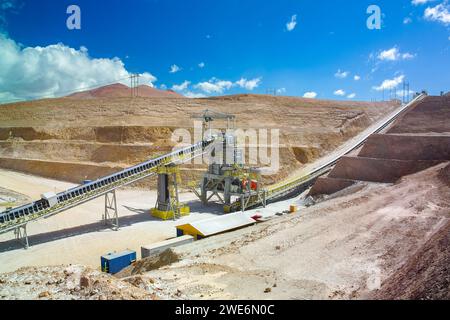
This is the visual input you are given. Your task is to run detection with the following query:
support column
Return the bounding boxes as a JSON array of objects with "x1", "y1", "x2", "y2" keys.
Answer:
[
  {"x1": 104, "y1": 190, "x2": 119, "y2": 231},
  {"x1": 224, "y1": 177, "x2": 231, "y2": 205},
  {"x1": 14, "y1": 224, "x2": 29, "y2": 249},
  {"x1": 201, "y1": 177, "x2": 208, "y2": 205}
]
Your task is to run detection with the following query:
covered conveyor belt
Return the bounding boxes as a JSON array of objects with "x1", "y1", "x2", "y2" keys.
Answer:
[
  {"x1": 228, "y1": 93, "x2": 427, "y2": 212},
  {"x1": 0, "y1": 137, "x2": 216, "y2": 236}
]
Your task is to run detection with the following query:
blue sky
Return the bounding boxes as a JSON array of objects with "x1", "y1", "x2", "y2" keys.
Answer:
[{"x1": 0, "y1": 0, "x2": 449, "y2": 102}]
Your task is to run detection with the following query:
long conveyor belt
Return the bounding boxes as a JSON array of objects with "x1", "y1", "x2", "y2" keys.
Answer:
[
  {"x1": 0, "y1": 137, "x2": 216, "y2": 235},
  {"x1": 229, "y1": 93, "x2": 427, "y2": 211}
]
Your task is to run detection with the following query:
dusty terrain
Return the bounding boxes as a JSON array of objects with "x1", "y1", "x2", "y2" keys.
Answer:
[
  {"x1": 0, "y1": 264, "x2": 156, "y2": 300},
  {"x1": 0, "y1": 169, "x2": 222, "y2": 273},
  {"x1": 0, "y1": 94, "x2": 448, "y2": 300},
  {"x1": 0, "y1": 92, "x2": 398, "y2": 186},
  {"x1": 1, "y1": 162, "x2": 448, "y2": 300}
]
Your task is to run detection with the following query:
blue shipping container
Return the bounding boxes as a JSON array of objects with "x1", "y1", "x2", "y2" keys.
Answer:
[{"x1": 101, "y1": 250, "x2": 136, "y2": 274}]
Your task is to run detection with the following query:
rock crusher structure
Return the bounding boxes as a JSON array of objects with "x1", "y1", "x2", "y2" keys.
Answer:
[{"x1": 189, "y1": 110, "x2": 267, "y2": 212}]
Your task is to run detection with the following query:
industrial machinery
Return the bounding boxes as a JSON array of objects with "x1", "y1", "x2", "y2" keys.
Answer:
[
  {"x1": 0, "y1": 93, "x2": 426, "y2": 248},
  {"x1": 150, "y1": 164, "x2": 190, "y2": 220},
  {"x1": 0, "y1": 137, "x2": 216, "y2": 247},
  {"x1": 190, "y1": 110, "x2": 267, "y2": 212}
]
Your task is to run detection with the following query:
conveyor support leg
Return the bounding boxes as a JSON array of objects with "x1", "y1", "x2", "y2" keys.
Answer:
[
  {"x1": 104, "y1": 190, "x2": 119, "y2": 231},
  {"x1": 14, "y1": 224, "x2": 29, "y2": 249}
]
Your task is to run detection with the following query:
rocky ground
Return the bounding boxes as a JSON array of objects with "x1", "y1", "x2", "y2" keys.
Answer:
[{"x1": 0, "y1": 264, "x2": 155, "y2": 300}]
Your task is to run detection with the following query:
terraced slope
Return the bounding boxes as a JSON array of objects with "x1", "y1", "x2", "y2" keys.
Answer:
[{"x1": 0, "y1": 94, "x2": 398, "y2": 187}]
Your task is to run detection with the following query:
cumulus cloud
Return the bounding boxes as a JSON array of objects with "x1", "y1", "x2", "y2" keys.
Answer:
[
  {"x1": 276, "y1": 88, "x2": 286, "y2": 95},
  {"x1": 403, "y1": 17, "x2": 413, "y2": 24},
  {"x1": 235, "y1": 77, "x2": 261, "y2": 90},
  {"x1": 377, "y1": 47, "x2": 415, "y2": 61},
  {"x1": 194, "y1": 78, "x2": 233, "y2": 94},
  {"x1": 0, "y1": 34, "x2": 156, "y2": 103},
  {"x1": 198, "y1": 62, "x2": 205, "y2": 68},
  {"x1": 171, "y1": 80, "x2": 191, "y2": 92},
  {"x1": 334, "y1": 89, "x2": 346, "y2": 96},
  {"x1": 184, "y1": 91, "x2": 207, "y2": 98},
  {"x1": 334, "y1": 69, "x2": 349, "y2": 79},
  {"x1": 303, "y1": 91, "x2": 317, "y2": 99},
  {"x1": 286, "y1": 14, "x2": 297, "y2": 31},
  {"x1": 373, "y1": 75, "x2": 405, "y2": 91},
  {"x1": 424, "y1": 3, "x2": 450, "y2": 25},
  {"x1": 169, "y1": 64, "x2": 181, "y2": 73},
  {"x1": 347, "y1": 93, "x2": 356, "y2": 99},
  {"x1": 354, "y1": 75, "x2": 361, "y2": 81},
  {"x1": 412, "y1": 0, "x2": 435, "y2": 6}
]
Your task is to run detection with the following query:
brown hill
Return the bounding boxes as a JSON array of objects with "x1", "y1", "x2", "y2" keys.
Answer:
[
  {"x1": 66, "y1": 83, "x2": 183, "y2": 99},
  {"x1": 0, "y1": 94, "x2": 398, "y2": 187}
]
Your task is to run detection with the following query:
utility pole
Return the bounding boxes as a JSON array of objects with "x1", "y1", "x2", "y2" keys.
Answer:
[{"x1": 130, "y1": 74, "x2": 140, "y2": 97}]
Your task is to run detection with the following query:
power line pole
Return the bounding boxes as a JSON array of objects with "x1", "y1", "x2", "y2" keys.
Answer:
[{"x1": 130, "y1": 74, "x2": 140, "y2": 97}]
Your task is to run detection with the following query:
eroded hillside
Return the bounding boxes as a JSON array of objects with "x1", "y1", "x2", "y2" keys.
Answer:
[{"x1": 0, "y1": 95, "x2": 398, "y2": 187}]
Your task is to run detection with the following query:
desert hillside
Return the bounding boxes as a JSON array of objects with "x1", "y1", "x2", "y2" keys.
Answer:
[
  {"x1": 66, "y1": 83, "x2": 183, "y2": 99},
  {"x1": 0, "y1": 94, "x2": 398, "y2": 187}
]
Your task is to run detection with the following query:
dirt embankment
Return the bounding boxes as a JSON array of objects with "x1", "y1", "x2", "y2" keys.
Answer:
[
  {"x1": 310, "y1": 95, "x2": 450, "y2": 195},
  {"x1": 135, "y1": 162, "x2": 450, "y2": 299},
  {"x1": 0, "y1": 95, "x2": 398, "y2": 187}
]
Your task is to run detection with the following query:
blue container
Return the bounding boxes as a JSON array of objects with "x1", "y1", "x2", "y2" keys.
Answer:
[{"x1": 101, "y1": 250, "x2": 136, "y2": 274}]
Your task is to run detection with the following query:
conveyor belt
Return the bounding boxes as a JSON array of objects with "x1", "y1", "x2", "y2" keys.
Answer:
[
  {"x1": 0, "y1": 137, "x2": 216, "y2": 234},
  {"x1": 228, "y1": 93, "x2": 427, "y2": 211}
]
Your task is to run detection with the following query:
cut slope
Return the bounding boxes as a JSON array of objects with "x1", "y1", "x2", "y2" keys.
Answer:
[{"x1": 0, "y1": 94, "x2": 398, "y2": 186}]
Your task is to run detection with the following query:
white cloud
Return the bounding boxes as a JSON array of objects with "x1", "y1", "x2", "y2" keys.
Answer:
[
  {"x1": 347, "y1": 93, "x2": 356, "y2": 99},
  {"x1": 286, "y1": 14, "x2": 297, "y2": 31},
  {"x1": 412, "y1": 0, "x2": 435, "y2": 6},
  {"x1": 377, "y1": 47, "x2": 415, "y2": 61},
  {"x1": 354, "y1": 75, "x2": 361, "y2": 81},
  {"x1": 160, "y1": 84, "x2": 167, "y2": 90},
  {"x1": 303, "y1": 91, "x2": 317, "y2": 99},
  {"x1": 424, "y1": 3, "x2": 450, "y2": 25},
  {"x1": 373, "y1": 75, "x2": 405, "y2": 91},
  {"x1": 184, "y1": 91, "x2": 206, "y2": 98},
  {"x1": 194, "y1": 78, "x2": 233, "y2": 94},
  {"x1": 235, "y1": 77, "x2": 261, "y2": 90},
  {"x1": 334, "y1": 89, "x2": 346, "y2": 96},
  {"x1": 0, "y1": 34, "x2": 156, "y2": 103},
  {"x1": 335, "y1": 69, "x2": 349, "y2": 79},
  {"x1": 276, "y1": 88, "x2": 286, "y2": 95},
  {"x1": 198, "y1": 62, "x2": 205, "y2": 68},
  {"x1": 403, "y1": 17, "x2": 413, "y2": 24},
  {"x1": 169, "y1": 64, "x2": 181, "y2": 73},
  {"x1": 171, "y1": 80, "x2": 191, "y2": 91}
]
